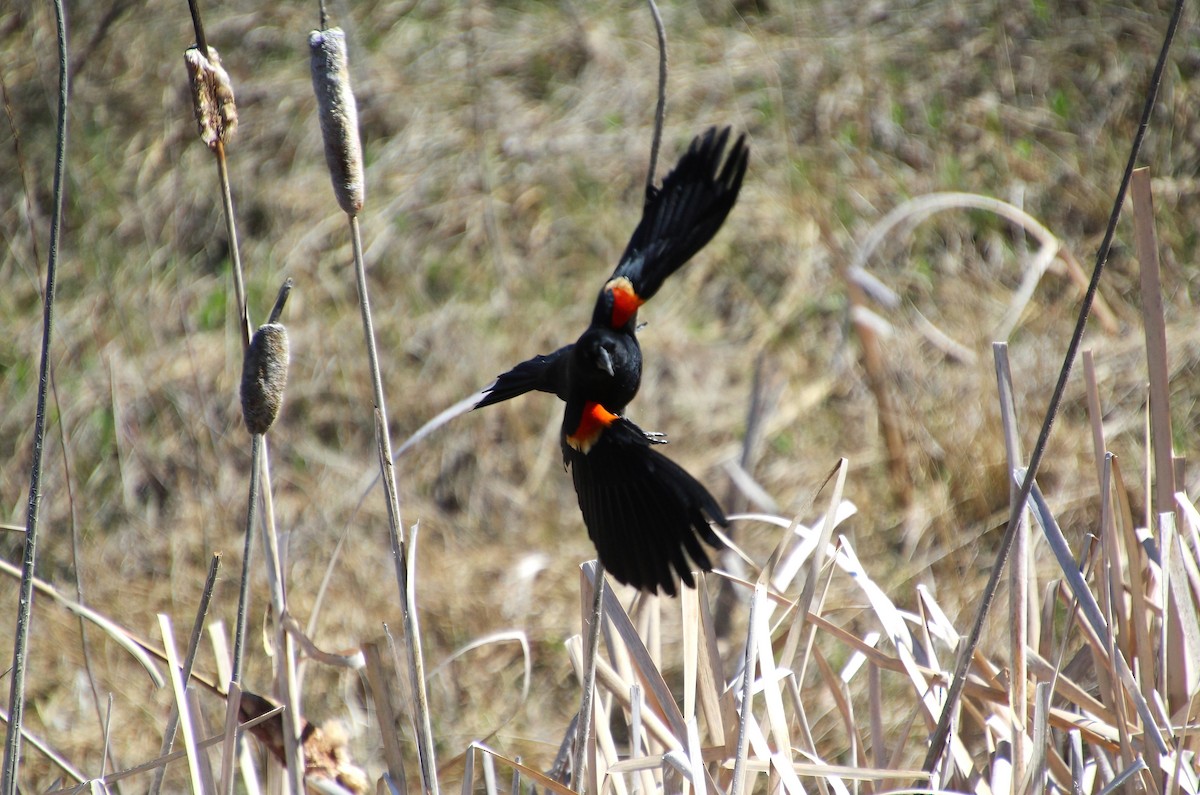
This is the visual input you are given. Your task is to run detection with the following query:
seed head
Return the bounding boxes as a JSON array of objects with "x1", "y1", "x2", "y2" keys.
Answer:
[
  {"x1": 241, "y1": 322, "x2": 290, "y2": 435},
  {"x1": 184, "y1": 46, "x2": 238, "y2": 150},
  {"x1": 309, "y1": 28, "x2": 365, "y2": 215}
]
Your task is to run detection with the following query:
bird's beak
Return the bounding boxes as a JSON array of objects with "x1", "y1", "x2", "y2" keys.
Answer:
[{"x1": 597, "y1": 347, "x2": 615, "y2": 377}]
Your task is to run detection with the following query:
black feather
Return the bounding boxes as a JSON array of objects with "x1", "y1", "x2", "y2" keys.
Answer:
[
  {"x1": 476, "y1": 345, "x2": 573, "y2": 409},
  {"x1": 599, "y1": 127, "x2": 749, "y2": 314},
  {"x1": 564, "y1": 416, "x2": 727, "y2": 594}
]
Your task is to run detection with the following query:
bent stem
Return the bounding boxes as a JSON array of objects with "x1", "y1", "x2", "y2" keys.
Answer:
[{"x1": 644, "y1": 0, "x2": 667, "y2": 194}]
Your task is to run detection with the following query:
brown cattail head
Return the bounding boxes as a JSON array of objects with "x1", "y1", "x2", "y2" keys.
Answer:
[
  {"x1": 241, "y1": 322, "x2": 289, "y2": 435},
  {"x1": 184, "y1": 46, "x2": 238, "y2": 150},
  {"x1": 309, "y1": 28, "x2": 365, "y2": 215}
]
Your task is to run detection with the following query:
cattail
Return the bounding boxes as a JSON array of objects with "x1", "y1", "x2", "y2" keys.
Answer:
[
  {"x1": 241, "y1": 322, "x2": 289, "y2": 435},
  {"x1": 310, "y1": 28, "x2": 365, "y2": 215},
  {"x1": 184, "y1": 46, "x2": 238, "y2": 150}
]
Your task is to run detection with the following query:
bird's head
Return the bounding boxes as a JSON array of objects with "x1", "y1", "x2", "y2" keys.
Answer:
[{"x1": 573, "y1": 327, "x2": 642, "y2": 414}]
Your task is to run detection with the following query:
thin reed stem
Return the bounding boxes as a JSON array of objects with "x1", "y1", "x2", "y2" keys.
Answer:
[
  {"x1": 922, "y1": 0, "x2": 1186, "y2": 773},
  {"x1": 992, "y1": 343, "x2": 1029, "y2": 792},
  {"x1": 731, "y1": 582, "x2": 764, "y2": 795},
  {"x1": 231, "y1": 434, "x2": 260, "y2": 687},
  {"x1": 149, "y1": 555, "x2": 221, "y2": 795},
  {"x1": 186, "y1": 0, "x2": 249, "y2": 347},
  {"x1": 2, "y1": 1, "x2": 68, "y2": 790},
  {"x1": 187, "y1": 0, "x2": 209, "y2": 55},
  {"x1": 644, "y1": 0, "x2": 667, "y2": 194},
  {"x1": 53, "y1": 367, "x2": 112, "y2": 776},
  {"x1": 216, "y1": 147, "x2": 251, "y2": 348},
  {"x1": 220, "y1": 432, "x2": 260, "y2": 795}
]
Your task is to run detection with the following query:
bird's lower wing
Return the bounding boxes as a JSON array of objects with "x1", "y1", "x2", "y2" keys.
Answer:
[{"x1": 565, "y1": 416, "x2": 727, "y2": 596}]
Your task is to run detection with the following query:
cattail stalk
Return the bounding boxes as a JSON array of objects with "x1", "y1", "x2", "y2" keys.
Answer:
[
  {"x1": 185, "y1": 24, "x2": 290, "y2": 788},
  {"x1": 310, "y1": 25, "x2": 439, "y2": 792},
  {"x1": 183, "y1": 42, "x2": 251, "y2": 349},
  {"x1": 223, "y1": 279, "x2": 300, "y2": 795},
  {"x1": 188, "y1": 3, "x2": 296, "y2": 787},
  {"x1": 255, "y1": 441, "x2": 305, "y2": 794}
]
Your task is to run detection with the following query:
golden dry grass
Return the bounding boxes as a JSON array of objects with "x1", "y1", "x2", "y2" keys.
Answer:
[{"x1": 2, "y1": 0, "x2": 1200, "y2": 791}]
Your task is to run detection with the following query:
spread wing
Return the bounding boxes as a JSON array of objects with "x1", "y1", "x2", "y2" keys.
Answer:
[
  {"x1": 563, "y1": 406, "x2": 726, "y2": 595},
  {"x1": 591, "y1": 127, "x2": 749, "y2": 330}
]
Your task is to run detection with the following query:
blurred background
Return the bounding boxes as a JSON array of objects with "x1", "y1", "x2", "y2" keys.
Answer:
[{"x1": 2, "y1": 0, "x2": 1199, "y2": 788}]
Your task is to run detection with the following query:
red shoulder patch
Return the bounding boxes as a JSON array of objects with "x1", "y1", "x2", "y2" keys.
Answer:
[
  {"x1": 566, "y1": 401, "x2": 619, "y2": 453},
  {"x1": 605, "y1": 277, "x2": 644, "y2": 329}
]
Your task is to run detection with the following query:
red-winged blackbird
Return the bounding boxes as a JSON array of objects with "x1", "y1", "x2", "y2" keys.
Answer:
[{"x1": 477, "y1": 127, "x2": 749, "y2": 595}]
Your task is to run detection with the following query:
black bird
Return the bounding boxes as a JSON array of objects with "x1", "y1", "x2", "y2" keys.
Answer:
[{"x1": 477, "y1": 127, "x2": 748, "y2": 595}]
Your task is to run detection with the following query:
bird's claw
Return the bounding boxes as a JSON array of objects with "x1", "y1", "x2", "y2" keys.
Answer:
[{"x1": 644, "y1": 430, "x2": 669, "y2": 445}]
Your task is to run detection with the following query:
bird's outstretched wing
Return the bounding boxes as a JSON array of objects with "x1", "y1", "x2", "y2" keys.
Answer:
[
  {"x1": 475, "y1": 345, "x2": 573, "y2": 409},
  {"x1": 592, "y1": 127, "x2": 749, "y2": 330},
  {"x1": 563, "y1": 402, "x2": 727, "y2": 595}
]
